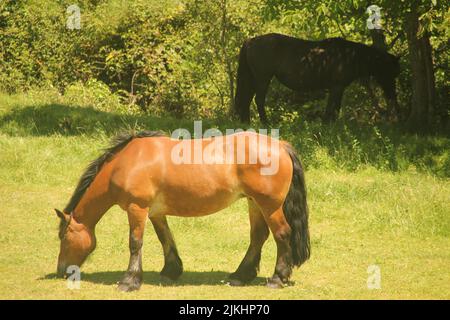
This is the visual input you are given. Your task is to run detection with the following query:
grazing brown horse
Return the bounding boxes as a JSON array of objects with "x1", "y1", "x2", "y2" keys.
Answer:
[{"x1": 55, "y1": 130, "x2": 310, "y2": 291}]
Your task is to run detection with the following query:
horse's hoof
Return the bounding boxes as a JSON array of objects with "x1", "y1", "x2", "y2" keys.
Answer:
[
  {"x1": 117, "y1": 276, "x2": 142, "y2": 292},
  {"x1": 160, "y1": 261, "x2": 183, "y2": 281},
  {"x1": 160, "y1": 275, "x2": 177, "y2": 285},
  {"x1": 228, "y1": 269, "x2": 257, "y2": 286},
  {"x1": 117, "y1": 281, "x2": 141, "y2": 292},
  {"x1": 266, "y1": 278, "x2": 284, "y2": 289},
  {"x1": 160, "y1": 269, "x2": 182, "y2": 281},
  {"x1": 228, "y1": 278, "x2": 245, "y2": 286}
]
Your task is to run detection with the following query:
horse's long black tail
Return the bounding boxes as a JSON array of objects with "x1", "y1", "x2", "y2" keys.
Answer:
[
  {"x1": 282, "y1": 143, "x2": 310, "y2": 267},
  {"x1": 234, "y1": 41, "x2": 255, "y2": 123}
]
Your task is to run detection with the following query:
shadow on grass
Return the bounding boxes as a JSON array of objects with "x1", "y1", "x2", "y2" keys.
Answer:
[
  {"x1": 41, "y1": 271, "x2": 267, "y2": 287},
  {"x1": 0, "y1": 103, "x2": 241, "y2": 136},
  {"x1": 1, "y1": 102, "x2": 449, "y2": 177}
]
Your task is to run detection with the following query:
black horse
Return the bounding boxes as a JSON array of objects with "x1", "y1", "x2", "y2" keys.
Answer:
[{"x1": 234, "y1": 33, "x2": 400, "y2": 124}]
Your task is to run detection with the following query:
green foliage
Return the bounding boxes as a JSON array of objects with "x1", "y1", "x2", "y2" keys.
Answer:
[
  {"x1": 0, "y1": 0, "x2": 263, "y2": 117},
  {"x1": 0, "y1": 0, "x2": 448, "y2": 123}
]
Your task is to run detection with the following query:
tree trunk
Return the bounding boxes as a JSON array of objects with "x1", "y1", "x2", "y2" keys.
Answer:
[
  {"x1": 422, "y1": 33, "x2": 436, "y2": 126},
  {"x1": 367, "y1": 29, "x2": 386, "y2": 115},
  {"x1": 406, "y1": 8, "x2": 436, "y2": 131}
]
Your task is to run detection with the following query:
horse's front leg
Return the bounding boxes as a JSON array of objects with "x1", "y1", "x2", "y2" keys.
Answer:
[
  {"x1": 118, "y1": 203, "x2": 148, "y2": 292},
  {"x1": 324, "y1": 86, "x2": 344, "y2": 122}
]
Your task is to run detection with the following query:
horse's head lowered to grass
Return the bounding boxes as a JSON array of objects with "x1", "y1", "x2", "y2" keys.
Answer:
[
  {"x1": 369, "y1": 49, "x2": 401, "y2": 102},
  {"x1": 55, "y1": 209, "x2": 96, "y2": 277}
]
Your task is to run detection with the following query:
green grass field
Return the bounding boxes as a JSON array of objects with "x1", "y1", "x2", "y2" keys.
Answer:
[{"x1": 0, "y1": 92, "x2": 449, "y2": 299}]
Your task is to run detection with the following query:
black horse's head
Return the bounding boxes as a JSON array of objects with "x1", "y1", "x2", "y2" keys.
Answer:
[{"x1": 370, "y1": 50, "x2": 401, "y2": 101}]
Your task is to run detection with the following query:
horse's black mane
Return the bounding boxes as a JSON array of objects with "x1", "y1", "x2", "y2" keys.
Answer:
[{"x1": 64, "y1": 130, "x2": 166, "y2": 213}]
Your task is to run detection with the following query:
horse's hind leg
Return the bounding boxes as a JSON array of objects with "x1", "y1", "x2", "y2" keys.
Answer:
[
  {"x1": 229, "y1": 199, "x2": 269, "y2": 286},
  {"x1": 150, "y1": 215, "x2": 183, "y2": 281},
  {"x1": 263, "y1": 207, "x2": 293, "y2": 289},
  {"x1": 255, "y1": 78, "x2": 272, "y2": 125},
  {"x1": 236, "y1": 83, "x2": 255, "y2": 123},
  {"x1": 118, "y1": 203, "x2": 148, "y2": 292}
]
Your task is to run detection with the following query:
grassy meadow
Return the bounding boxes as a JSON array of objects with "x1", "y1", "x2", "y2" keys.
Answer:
[{"x1": 0, "y1": 91, "x2": 449, "y2": 299}]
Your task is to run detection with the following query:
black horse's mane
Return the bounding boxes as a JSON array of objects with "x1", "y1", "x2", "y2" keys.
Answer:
[{"x1": 64, "y1": 130, "x2": 166, "y2": 213}]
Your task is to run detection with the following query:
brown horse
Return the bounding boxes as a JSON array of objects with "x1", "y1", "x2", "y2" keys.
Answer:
[{"x1": 55, "y1": 130, "x2": 310, "y2": 291}]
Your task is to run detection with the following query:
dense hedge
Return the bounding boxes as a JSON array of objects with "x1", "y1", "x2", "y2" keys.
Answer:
[{"x1": 0, "y1": 0, "x2": 261, "y2": 117}]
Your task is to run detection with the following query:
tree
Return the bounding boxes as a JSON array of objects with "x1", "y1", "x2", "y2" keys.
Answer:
[
  {"x1": 406, "y1": 3, "x2": 436, "y2": 130},
  {"x1": 261, "y1": 0, "x2": 448, "y2": 130}
]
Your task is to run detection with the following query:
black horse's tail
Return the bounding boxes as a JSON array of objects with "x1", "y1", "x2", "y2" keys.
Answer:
[
  {"x1": 234, "y1": 40, "x2": 255, "y2": 123},
  {"x1": 282, "y1": 143, "x2": 310, "y2": 267}
]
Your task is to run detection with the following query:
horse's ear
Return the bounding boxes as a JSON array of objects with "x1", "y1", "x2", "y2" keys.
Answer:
[{"x1": 55, "y1": 209, "x2": 69, "y2": 221}]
